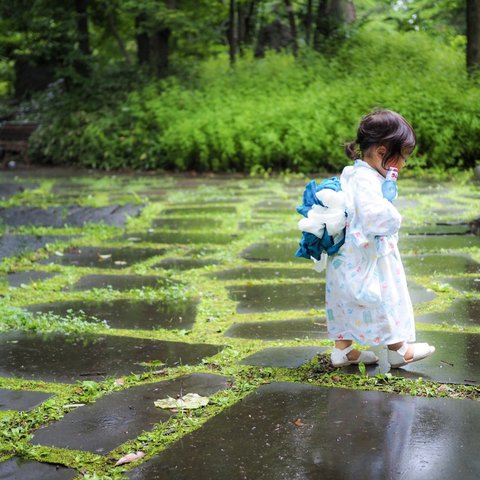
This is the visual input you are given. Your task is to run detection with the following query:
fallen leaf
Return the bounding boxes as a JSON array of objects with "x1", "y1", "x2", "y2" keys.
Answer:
[
  {"x1": 114, "y1": 378, "x2": 125, "y2": 386},
  {"x1": 114, "y1": 451, "x2": 145, "y2": 466},
  {"x1": 97, "y1": 254, "x2": 112, "y2": 260},
  {"x1": 54, "y1": 251, "x2": 64, "y2": 257},
  {"x1": 293, "y1": 418, "x2": 305, "y2": 427},
  {"x1": 114, "y1": 260, "x2": 128, "y2": 266},
  {"x1": 154, "y1": 393, "x2": 209, "y2": 410},
  {"x1": 63, "y1": 403, "x2": 85, "y2": 409}
]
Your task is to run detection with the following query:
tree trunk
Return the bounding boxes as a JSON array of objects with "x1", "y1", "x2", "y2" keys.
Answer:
[
  {"x1": 313, "y1": 0, "x2": 330, "y2": 50},
  {"x1": 244, "y1": 1, "x2": 257, "y2": 44},
  {"x1": 305, "y1": 0, "x2": 314, "y2": 46},
  {"x1": 150, "y1": 27, "x2": 171, "y2": 75},
  {"x1": 75, "y1": 0, "x2": 91, "y2": 56},
  {"x1": 284, "y1": 0, "x2": 298, "y2": 56},
  {"x1": 135, "y1": 13, "x2": 150, "y2": 65},
  {"x1": 228, "y1": 0, "x2": 237, "y2": 65},
  {"x1": 467, "y1": 0, "x2": 480, "y2": 73}
]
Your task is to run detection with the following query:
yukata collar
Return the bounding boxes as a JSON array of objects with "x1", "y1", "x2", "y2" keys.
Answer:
[{"x1": 354, "y1": 159, "x2": 384, "y2": 179}]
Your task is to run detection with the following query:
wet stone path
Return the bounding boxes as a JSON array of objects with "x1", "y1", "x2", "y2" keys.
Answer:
[{"x1": 0, "y1": 169, "x2": 478, "y2": 479}]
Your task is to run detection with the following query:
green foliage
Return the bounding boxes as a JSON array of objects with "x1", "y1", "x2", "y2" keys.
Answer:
[{"x1": 29, "y1": 28, "x2": 480, "y2": 172}]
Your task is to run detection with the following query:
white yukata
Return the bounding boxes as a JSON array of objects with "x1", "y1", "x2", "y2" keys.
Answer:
[{"x1": 325, "y1": 159, "x2": 415, "y2": 346}]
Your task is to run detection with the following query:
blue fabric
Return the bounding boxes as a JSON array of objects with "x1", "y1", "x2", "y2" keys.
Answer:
[{"x1": 295, "y1": 176, "x2": 345, "y2": 261}]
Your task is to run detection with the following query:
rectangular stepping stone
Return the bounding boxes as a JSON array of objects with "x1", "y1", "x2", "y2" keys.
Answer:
[
  {"x1": 0, "y1": 205, "x2": 143, "y2": 227},
  {"x1": 0, "y1": 234, "x2": 72, "y2": 261},
  {"x1": 1, "y1": 271, "x2": 58, "y2": 288},
  {"x1": 40, "y1": 247, "x2": 166, "y2": 269},
  {"x1": 128, "y1": 382, "x2": 480, "y2": 480},
  {"x1": 439, "y1": 277, "x2": 480, "y2": 293},
  {"x1": 27, "y1": 298, "x2": 198, "y2": 331},
  {"x1": 121, "y1": 231, "x2": 236, "y2": 245},
  {"x1": 162, "y1": 206, "x2": 236, "y2": 215},
  {"x1": 404, "y1": 223, "x2": 470, "y2": 235},
  {"x1": 403, "y1": 253, "x2": 480, "y2": 276},
  {"x1": 227, "y1": 283, "x2": 325, "y2": 313},
  {"x1": 401, "y1": 234, "x2": 480, "y2": 251},
  {"x1": 408, "y1": 280, "x2": 436, "y2": 304},
  {"x1": 152, "y1": 217, "x2": 223, "y2": 229},
  {"x1": 0, "y1": 331, "x2": 222, "y2": 383},
  {"x1": 63, "y1": 274, "x2": 167, "y2": 292},
  {"x1": 0, "y1": 457, "x2": 76, "y2": 479},
  {"x1": 341, "y1": 330, "x2": 480, "y2": 385},
  {"x1": 0, "y1": 389, "x2": 53, "y2": 411},
  {"x1": 154, "y1": 258, "x2": 218, "y2": 270},
  {"x1": 416, "y1": 298, "x2": 480, "y2": 326},
  {"x1": 0, "y1": 182, "x2": 37, "y2": 199},
  {"x1": 241, "y1": 243, "x2": 304, "y2": 263},
  {"x1": 224, "y1": 318, "x2": 328, "y2": 340},
  {"x1": 32, "y1": 373, "x2": 229, "y2": 454},
  {"x1": 210, "y1": 267, "x2": 313, "y2": 280},
  {"x1": 241, "y1": 346, "x2": 326, "y2": 368}
]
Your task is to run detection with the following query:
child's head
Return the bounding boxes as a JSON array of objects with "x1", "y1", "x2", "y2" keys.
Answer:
[{"x1": 345, "y1": 109, "x2": 416, "y2": 169}]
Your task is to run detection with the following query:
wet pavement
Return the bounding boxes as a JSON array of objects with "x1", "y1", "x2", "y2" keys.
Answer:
[{"x1": 0, "y1": 170, "x2": 479, "y2": 479}]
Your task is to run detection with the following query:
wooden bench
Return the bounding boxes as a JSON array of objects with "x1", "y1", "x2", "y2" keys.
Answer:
[{"x1": 0, "y1": 122, "x2": 38, "y2": 165}]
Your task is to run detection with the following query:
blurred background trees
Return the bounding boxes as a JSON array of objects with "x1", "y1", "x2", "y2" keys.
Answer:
[{"x1": 0, "y1": 1, "x2": 479, "y2": 172}]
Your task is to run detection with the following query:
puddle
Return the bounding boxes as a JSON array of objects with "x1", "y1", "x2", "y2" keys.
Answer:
[
  {"x1": 128, "y1": 382, "x2": 480, "y2": 480},
  {"x1": 40, "y1": 247, "x2": 166, "y2": 268},
  {"x1": 27, "y1": 298, "x2": 198, "y2": 330},
  {"x1": 403, "y1": 254, "x2": 479, "y2": 276},
  {"x1": 0, "y1": 331, "x2": 222, "y2": 383},
  {"x1": 240, "y1": 346, "x2": 326, "y2": 368},
  {"x1": 32, "y1": 373, "x2": 229, "y2": 454},
  {"x1": 2, "y1": 271, "x2": 58, "y2": 288},
  {"x1": 63, "y1": 274, "x2": 167, "y2": 291},
  {"x1": 0, "y1": 457, "x2": 76, "y2": 479},
  {"x1": 224, "y1": 318, "x2": 327, "y2": 340},
  {"x1": 0, "y1": 389, "x2": 53, "y2": 411},
  {"x1": 0, "y1": 205, "x2": 143, "y2": 227},
  {"x1": 227, "y1": 283, "x2": 325, "y2": 313}
]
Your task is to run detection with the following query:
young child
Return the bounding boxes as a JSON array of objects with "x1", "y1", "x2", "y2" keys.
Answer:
[{"x1": 327, "y1": 109, "x2": 435, "y2": 368}]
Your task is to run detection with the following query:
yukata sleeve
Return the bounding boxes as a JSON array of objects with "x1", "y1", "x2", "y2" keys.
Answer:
[{"x1": 353, "y1": 174, "x2": 401, "y2": 237}]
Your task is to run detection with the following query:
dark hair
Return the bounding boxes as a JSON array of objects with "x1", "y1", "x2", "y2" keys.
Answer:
[{"x1": 344, "y1": 109, "x2": 416, "y2": 168}]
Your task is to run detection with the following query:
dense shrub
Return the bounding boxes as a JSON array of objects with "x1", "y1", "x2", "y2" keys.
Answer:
[{"x1": 29, "y1": 29, "x2": 480, "y2": 172}]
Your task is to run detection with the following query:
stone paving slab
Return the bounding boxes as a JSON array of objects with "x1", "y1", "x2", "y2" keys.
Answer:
[
  {"x1": 161, "y1": 206, "x2": 236, "y2": 216},
  {"x1": 0, "y1": 389, "x2": 54, "y2": 411},
  {"x1": 240, "y1": 346, "x2": 327, "y2": 368},
  {"x1": 1, "y1": 271, "x2": 58, "y2": 288},
  {"x1": 341, "y1": 330, "x2": 480, "y2": 384},
  {"x1": 0, "y1": 182, "x2": 37, "y2": 200},
  {"x1": 0, "y1": 235, "x2": 72, "y2": 261},
  {"x1": 154, "y1": 258, "x2": 218, "y2": 270},
  {"x1": 32, "y1": 373, "x2": 230, "y2": 454},
  {"x1": 416, "y1": 298, "x2": 480, "y2": 326},
  {"x1": 128, "y1": 382, "x2": 480, "y2": 480},
  {"x1": 27, "y1": 299, "x2": 198, "y2": 330},
  {"x1": 224, "y1": 318, "x2": 327, "y2": 340},
  {"x1": 403, "y1": 253, "x2": 480, "y2": 275},
  {"x1": 227, "y1": 283, "x2": 326, "y2": 313},
  {"x1": 63, "y1": 274, "x2": 167, "y2": 291},
  {"x1": 0, "y1": 331, "x2": 222, "y2": 383},
  {"x1": 241, "y1": 243, "x2": 303, "y2": 263},
  {"x1": 152, "y1": 217, "x2": 224, "y2": 229},
  {"x1": 120, "y1": 231, "x2": 236, "y2": 245},
  {"x1": 438, "y1": 277, "x2": 480, "y2": 293},
  {"x1": 403, "y1": 223, "x2": 470, "y2": 235},
  {"x1": 400, "y1": 234, "x2": 480, "y2": 251},
  {"x1": 0, "y1": 456, "x2": 77, "y2": 479},
  {"x1": 40, "y1": 247, "x2": 166, "y2": 268},
  {"x1": 210, "y1": 267, "x2": 313, "y2": 281},
  {"x1": 0, "y1": 205, "x2": 143, "y2": 227}
]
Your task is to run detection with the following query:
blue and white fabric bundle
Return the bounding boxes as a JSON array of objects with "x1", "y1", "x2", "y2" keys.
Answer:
[{"x1": 295, "y1": 177, "x2": 347, "y2": 272}]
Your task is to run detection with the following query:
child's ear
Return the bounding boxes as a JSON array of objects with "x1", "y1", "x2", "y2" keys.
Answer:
[{"x1": 376, "y1": 145, "x2": 387, "y2": 159}]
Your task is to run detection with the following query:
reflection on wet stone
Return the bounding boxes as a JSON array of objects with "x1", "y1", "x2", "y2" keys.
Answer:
[
  {"x1": 121, "y1": 231, "x2": 236, "y2": 245},
  {"x1": 403, "y1": 254, "x2": 480, "y2": 275},
  {"x1": 63, "y1": 274, "x2": 167, "y2": 291},
  {"x1": 241, "y1": 346, "x2": 326, "y2": 368},
  {"x1": 154, "y1": 258, "x2": 218, "y2": 270},
  {"x1": 2, "y1": 271, "x2": 58, "y2": 288},
  {"x1": 0, "y1": 331, "x2": 222, "y2": 383},
  {"x1": 0, "y1": 457, "x2": 77, "y2": 480},
  {"x1": 439, "y1": 277, "x2": 480, "y2": 293},
  {"x1": 228, "y1": 283, "x2": 325, "y2": 313},
  {"x1": 32, "y1": 373, "x2": 229, "y2": 454},
  {"x1": 224, "y1": 318, "x2": 327, "y2": 340},
  {"x1": 404, "y1": 223, "x2": 470, "y2": 235},
  {"x1": 40, "y1": 247, "x2": 166, "y2": 268},
  {"x1": 162, "y1": 206, "x2": 236, "y2": 215},
  {"x1": 342, "y1": 330, "x2": 480, "y2": 385},
  {"x1": 0, "y1": 389, "x2": 54, "y2": 411},
  {"x1": 416, "y1": 298, "x2": 480, "y2": 326},
  {"x1": 152, "y1": 217, "x2": 223, "y2": 229},
  {"x1": 408, "y1": 281, "x2": 436, "y2": 304},
  {"x1": 27, "y1": 298, "x2": 198, "y2": 330},
  {"x1": 210, "y1": 267, "x2": 312, "y2": 280},
  {"x1": 401, "y1": 235, "x2": 480, "y2": 251},
  {"x1": 128, "y1": 383, "x2": 480, "y2": 480},
  {"x1": 241, "y1": 243, "x2": 304, "y2": 263}
]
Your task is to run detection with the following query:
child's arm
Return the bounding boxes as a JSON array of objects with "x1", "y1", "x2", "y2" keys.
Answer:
[{"x1": 353, "y1": 173, "x2": 401, "y2": 237}]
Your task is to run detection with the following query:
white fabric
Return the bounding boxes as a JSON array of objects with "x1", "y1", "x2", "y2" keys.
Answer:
[{"x1": 325, "y1": 160, "x2": 415, "y2": 346}]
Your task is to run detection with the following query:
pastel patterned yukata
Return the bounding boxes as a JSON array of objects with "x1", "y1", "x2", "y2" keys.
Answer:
[{"x1": 325, "y1": 159, "x2": 415, "y2": 346}]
